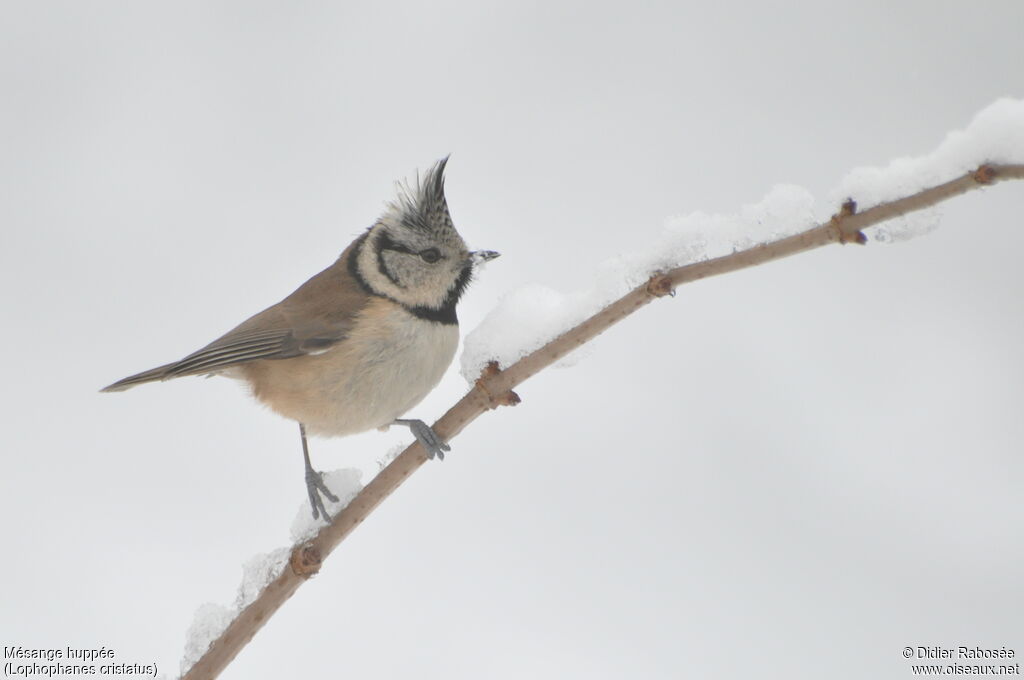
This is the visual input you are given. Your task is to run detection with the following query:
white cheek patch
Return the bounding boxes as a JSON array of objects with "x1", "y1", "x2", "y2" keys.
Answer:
[{"x1": 356, "y1": 230, "x2": 464, "y2": 311}]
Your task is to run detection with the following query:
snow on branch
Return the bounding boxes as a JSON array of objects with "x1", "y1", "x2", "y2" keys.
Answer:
[
  {"x1": 179, "y1": 99, "x2": 1024, "y2": 680},
  {"x1": 461, "y1": 98, "x2": 1024, "y2": 381}
]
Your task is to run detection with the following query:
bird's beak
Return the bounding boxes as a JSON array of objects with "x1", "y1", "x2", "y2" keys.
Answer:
[{"x1": 469, "y1": 250, "x2": 500, "y2": 265}]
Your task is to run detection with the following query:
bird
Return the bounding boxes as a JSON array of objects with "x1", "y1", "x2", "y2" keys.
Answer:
[{"x1": 102, "y1": 157, "x2": 498, "y2": 520}]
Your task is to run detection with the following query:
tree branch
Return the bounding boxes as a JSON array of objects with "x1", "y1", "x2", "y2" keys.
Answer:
[{"x1": 181, "y1": 163, "x2": 1024, "y2": 680}]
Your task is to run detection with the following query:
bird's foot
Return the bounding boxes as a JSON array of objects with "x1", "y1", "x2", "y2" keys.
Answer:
[
  {"x1": 305, "y1": 465, "x2": 340, "y2": 521},
  {"x1": 393, "y1": 418, "x2": 451, "y2": 461}
]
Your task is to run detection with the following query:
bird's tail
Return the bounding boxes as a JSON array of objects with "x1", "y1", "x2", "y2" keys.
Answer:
[{"x1": 100, "y1": 363, "x2": 179, "y2": 392}]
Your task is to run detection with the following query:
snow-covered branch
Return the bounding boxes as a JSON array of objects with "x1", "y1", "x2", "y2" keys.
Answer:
[{"x1": 180, "y1": 99, "x2": 1024, "y2": 680}]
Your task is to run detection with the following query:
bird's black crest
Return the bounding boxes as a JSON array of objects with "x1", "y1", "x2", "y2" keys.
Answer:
[{"x1": 389, "y1": 156, "x2": 454, "y2": 235}]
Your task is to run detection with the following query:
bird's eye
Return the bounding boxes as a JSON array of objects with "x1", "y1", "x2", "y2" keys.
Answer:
[{"x1": 419, "y1": 248, "x2": 441, "y2": 263}]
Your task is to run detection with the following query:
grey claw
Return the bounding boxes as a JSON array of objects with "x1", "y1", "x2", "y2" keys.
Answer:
[
  {"x1": 305, "y1": 468, "x2": 339, "y2": 521},
  {"x1": 394, "y1": 419, "x2": 450, "y2": 460}
]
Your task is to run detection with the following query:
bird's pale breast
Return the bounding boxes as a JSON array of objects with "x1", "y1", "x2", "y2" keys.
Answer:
[{"x1": 240, "y1": 297, "x2": 458, "y2": 436}]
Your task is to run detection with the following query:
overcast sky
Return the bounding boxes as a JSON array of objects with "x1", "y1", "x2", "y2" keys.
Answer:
[{"x1": 2, "y1": 2, "x2": 1022, "y2": 679}]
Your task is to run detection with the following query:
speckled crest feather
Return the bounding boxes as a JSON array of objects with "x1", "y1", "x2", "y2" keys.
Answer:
[{"x1": 384, "y1": 156, "x2": 455, "y2": 237}]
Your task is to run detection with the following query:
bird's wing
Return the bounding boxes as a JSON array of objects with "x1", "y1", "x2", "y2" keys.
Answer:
[
  {"x1": 100, "y1": 309, "x2": 358, "y2": 392},
  {"x1": 101, "y1": 241, "x2": 372, "y2": 392},
  {"x1": 162, "y1": 319, "x2": 351, "y2": 377}
]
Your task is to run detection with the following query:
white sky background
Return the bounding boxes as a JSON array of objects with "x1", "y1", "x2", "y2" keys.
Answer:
[{"x1": 2, "y1": 1, "x2": 1023, "y2": 678}]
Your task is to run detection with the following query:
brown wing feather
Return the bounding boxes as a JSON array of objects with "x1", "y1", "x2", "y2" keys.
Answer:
[{"x1": 101, "y1": 239, "x2": 371, "y2": 392}]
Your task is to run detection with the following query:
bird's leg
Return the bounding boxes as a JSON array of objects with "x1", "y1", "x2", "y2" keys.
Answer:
[
  {"x1": 300, "y1": 422, "x2": 339, "y2": 521},
  {"x1": 393, "y1": 419, "x2": 451, "y2": 461}
]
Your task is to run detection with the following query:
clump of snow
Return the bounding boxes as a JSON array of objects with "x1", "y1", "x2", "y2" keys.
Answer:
[
  {"x1": 460, "y1": 284, "x2": 601, "y2": 383},
  {"x1": 237, "y1": 548, "x2": 291, "y2": 610},
  {"x1": 460, "y1": 185, "x2": 817, "y2": 383},
  {"x1": 377, "y1": 442, "x2": 410, "y2": 470},
  {"x1": 831, "y1": 97, "x2": 1024, "y2": 242},
  {"x1": 180, "y1": 548, "x2": 290, "y2": 675},
  {"x1": 869, "y1": 207, "x2": 942, "y2": 244},
  {"x1": 290, "y1": 468, "x2": 363, "y2": 542},
  {"x1": 650, "y1": 183, "x2": 817, "y2": 269},
  {"x1": 181, "y1": 603, "x2": 233, "y2": 674}
]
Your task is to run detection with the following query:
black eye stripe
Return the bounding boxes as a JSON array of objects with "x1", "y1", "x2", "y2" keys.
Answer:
[
  {"x1": 377, "y1": 233, "x2": 414, "y2": 255},
  {"x1": 377, "y1": 233, "x2": 444, "y2": 265},
  {"x1": 374, "y1": 233, "x2": 404, "y2": 287}
]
